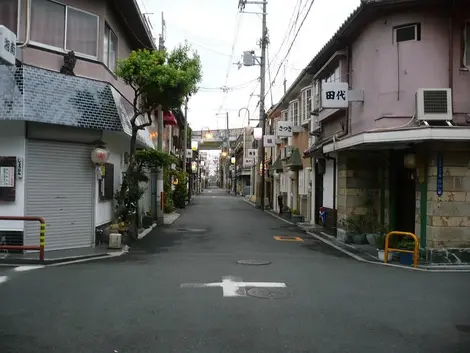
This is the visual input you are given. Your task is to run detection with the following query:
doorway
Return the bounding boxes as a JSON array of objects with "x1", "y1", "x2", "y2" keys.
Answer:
[
  {"x1": 390, "y1": 151, "x2": 416, "y2": 233},
  {"x1": 314, "y1": 159, "x2": 324, "y2": 225}
]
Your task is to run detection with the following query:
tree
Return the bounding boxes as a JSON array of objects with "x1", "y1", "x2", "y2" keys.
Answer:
[{"x1": 114, "y1": 44, "x2": 202, "y2": 223}]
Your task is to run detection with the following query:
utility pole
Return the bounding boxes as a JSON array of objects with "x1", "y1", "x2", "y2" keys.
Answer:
[
  {"x1": 156, "y1": 12, "x2": 166, "y2": 225},
  {"x1": 225, "y1": 111, "x2": 230, "y2": 190},
  {"x1": 183, "y1": 97, "x2": 191, "y2": 202},
  {"x1": 239, "y1": 0, "x2": 267, "y2": 210}
]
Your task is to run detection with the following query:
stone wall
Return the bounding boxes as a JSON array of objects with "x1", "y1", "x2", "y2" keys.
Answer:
[
  {"x1": 337, "y1": 152, "x2": 388, "y2": 223},
  {"x1": 426, "y1": 144, "x2": 470, "y2": 250}
]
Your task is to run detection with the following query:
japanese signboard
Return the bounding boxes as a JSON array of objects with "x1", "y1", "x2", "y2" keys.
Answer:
[
  {"x1": 321, "y1": 82, "x2": 348, "y2": 109},
  {"x1": 186, "y1": 149, "x2": 192, "y2": 158},
  {"x1": 0, "y1": 166, "x2": 14, "y2": 187},
  {"x1": 243, "y1": 158, "x2": 254, "y2": 167},
  {"x1": 0, "y1": 25, "x2": 17, "y2": 65},
  {"x1": 246, "y1": 149, "x2": 258, "y2": 158},
  {"x1": 276, "y1": 121, "x2": 293, "y2": 138},
  {"x1": 263, "y1": 135, "x2": 276, "y2": 147},
  {"x1": 436, "y1": 153, "x2": 443, "y2": 197}
]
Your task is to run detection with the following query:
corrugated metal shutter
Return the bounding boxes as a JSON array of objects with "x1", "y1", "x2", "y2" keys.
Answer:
[{"x1": 25, "y1": 140, "x2": 94, "y2": 250}]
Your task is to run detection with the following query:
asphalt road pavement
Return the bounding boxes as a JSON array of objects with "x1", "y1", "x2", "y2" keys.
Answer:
[{"x1": 1, "y1": 187, "x2": 470, "y2": 353}]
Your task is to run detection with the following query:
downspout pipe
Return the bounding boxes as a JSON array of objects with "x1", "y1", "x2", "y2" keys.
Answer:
[{"x1": 17, "y1": 0, "x2": 31, "y2": 48}]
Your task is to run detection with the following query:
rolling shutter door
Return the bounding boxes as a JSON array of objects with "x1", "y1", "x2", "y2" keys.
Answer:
[{"x1": 25, "y1": 140, "x2": 94, "y2": 250}]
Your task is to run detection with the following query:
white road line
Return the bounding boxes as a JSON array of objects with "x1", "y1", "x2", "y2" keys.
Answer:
[
  {"x1": 0, "y1": 276, "x2": 7, "y2": 284},
  {"x1": 181, "y1": 275, "x2": 287, "y2": 297},
  {"x1": 13, "y1": 265, "x2": 45, "y2": 272}
]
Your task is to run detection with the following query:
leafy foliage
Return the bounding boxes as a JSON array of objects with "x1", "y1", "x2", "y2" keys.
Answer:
[{"x1": 113, "y1": 43, "x2": 202, "y2": 225}]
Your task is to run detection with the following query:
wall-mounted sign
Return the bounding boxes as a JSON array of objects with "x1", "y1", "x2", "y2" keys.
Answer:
[
  {"x1": 0, "y1": 25, "x2": 17, "y2": 65},
  {"x1": 16, "y1": 157, "x2": 23, "y2": 179},
  {"x1": 0, "y1": 166, "x2": 14, "y2": 187},
  {"x1": 243, "y1": 158, "x2": 254, "y2": 167},
  {"x1": 276, "y1": 121, "x2": 293, "y2": 138},
  {"x1": 186, "y1": 149, "x2": 192, "y2": 158},
  {"x1": 436, "y1": 153, "x2": 443, "y2": 197},
  {"x1": 247, "y1": 149, "x2": 258, "y2": 158},
  {"x1": 264, "y1": 135, "x2": 276, "y2": 147},
  {"x1": 321, "y1": 82, "x2": 349, "y2": 109}
]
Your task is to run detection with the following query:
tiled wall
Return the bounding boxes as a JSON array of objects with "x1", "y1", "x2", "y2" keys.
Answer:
[{"x1": 426, "y1": 144, "x2": 470, "y2": 249}]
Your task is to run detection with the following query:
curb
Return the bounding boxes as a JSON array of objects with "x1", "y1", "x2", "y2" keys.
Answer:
[
  {"x1": 242, "y1": 199, "x2": 470, "y2": 273},
  {"x1": 0, "y1": 251, "x2": 125, "y2": 267}
]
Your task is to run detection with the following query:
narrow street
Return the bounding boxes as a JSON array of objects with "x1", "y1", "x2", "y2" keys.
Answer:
[{"x1": 0, "y1": 187, "x2": 469, "y2": 353}]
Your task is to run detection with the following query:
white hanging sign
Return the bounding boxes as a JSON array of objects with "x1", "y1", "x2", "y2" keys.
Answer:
[
  {"x1": 321, "y1": 82, "x2": 349, "y2": 108},
  {"x1": 263, "y1": 135, "x2": 276, "y2": 147},
  {"x1": 186, "y1": 149, "x2": 192, "y2": 158},
  {"x1": 243, "y1": 158, "x2": 254, "y2": 167},
  {"x1": 246, "y1": 149, "x2": 258, "y2": 158},
  {"x1": 0, "y1": 26, "x2": 16, "y2": 65},
  {"x1": 276, "y1": 121, "x2": 293, "y2": 137}
]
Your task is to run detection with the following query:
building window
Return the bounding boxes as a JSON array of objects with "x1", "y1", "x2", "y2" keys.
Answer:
[
  {"x1": 0, "y1": 0, "x2": 18, "y2": 33},
  {"x1": 394, "y1": 23, "x2": 420, "y2": 43},
  {"x1": 323, "y1": 65, "x2": 340, "y2": 84},
  {"x1": 104, "y1": 24, "x2": 118, "y2": 71},
  {"x1": 289, "y1": 100, "x2": 299, "y2": 126},
  {"x1": 281, "y1": 109, "x2": 288, "y2": 121},
  {"x1": 464, "y1": 22, "x2": 470, "y2": 67},
  {"x1": 30, "y1": 0, "x2": 99, "y2": 58},
  {"x1": 301, "y1": 86, "x2": 312, "y2": 123}
]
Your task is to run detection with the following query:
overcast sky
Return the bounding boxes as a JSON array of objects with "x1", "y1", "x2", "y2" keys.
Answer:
[{"x1": 138, "y1": 0, "x2": 360, "y2": 132}]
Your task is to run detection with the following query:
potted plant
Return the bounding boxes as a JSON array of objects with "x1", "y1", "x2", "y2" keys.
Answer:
[
  {"x1": 291, "y1": 209, "x2": 303, "y2": 223},
  {"x1": 282, "y1": 206, "x2": 291, "y2": 220},
  {"x1": 341, "y1": 215, "x2": 365, "y2": 244},
  {"x1": 142, "y1": 210, "x2": 153, "y2": 228},
  {"x1": 397, "y1": 238, "x2": 415, "y2": 265}
]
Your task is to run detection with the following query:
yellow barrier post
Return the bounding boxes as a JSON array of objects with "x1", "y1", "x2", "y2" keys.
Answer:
[{"x1": 384, "y1": 231, "x2": 419, "y2": 268}]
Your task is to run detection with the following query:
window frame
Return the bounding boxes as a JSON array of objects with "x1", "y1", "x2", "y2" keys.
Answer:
[
  {"x1": 104, "y1": 22, "x2": 118, "y2": 71},
  {"x1": 463, "y1": 21, "x2": 470, "y2": 69},
  {"x1": 300, "y1": 85, "x2": 312, "y2": 124},
  {"x1": 288, "y1": 99, "x2": 299, "y2": 126},
  {"x1": 393, "y1": 23, "x2": 421, "y2": 44},
  {"x1": 29, "y1": 0, "x2": 100, "y2": 60},
  {"x1": 281, "y1": 109, "x2": 288, "y2": 121}
]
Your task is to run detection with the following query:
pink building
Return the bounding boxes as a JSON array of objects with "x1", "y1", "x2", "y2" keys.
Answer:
[{"x1": 273, "y1": 0, "x2": 470, "y2": 263}]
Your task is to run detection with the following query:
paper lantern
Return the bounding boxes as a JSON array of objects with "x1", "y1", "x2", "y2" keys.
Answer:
[
  {"x1": 253, "y1": 127, "x2": 263, "y2": 141},
  {"x1": 91, "y1": 147, "x2": 109, "y2": 165},
  {"x1": 191, "y1": 140, "x2": 198, "y2": 151},
  {"x1": 231, "y1": 157, "x2": 236, "y2": 164}
]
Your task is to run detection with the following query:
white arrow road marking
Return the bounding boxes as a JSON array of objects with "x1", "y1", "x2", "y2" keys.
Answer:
[
  {"x1": 181, "y1": 275, "x2": 287, "y2": 297},
  {"x1": 13, "y1": 265, "x2": 45, "y2": 272}
]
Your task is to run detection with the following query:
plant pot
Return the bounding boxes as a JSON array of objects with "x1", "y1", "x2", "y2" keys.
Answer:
[
  {"x1": 337, "y1": 229, "x2": 351, "y2": 243},
  {"x1": 399, "y1": 252, "x2": 414, "y2": 265},
  {"x1": 377, "y1": 249, "x2": 393, "y2": 262},
  {"x1": 365, "y1": 233, "x2": 376, "y2": 245},
  {"x1": 351, "y1": 233, "x2": 366, "y2": 245},
  {"x1": 142, "y1": 215, "x2": 153, "y2": 228},
  {"x1": 291, "y1": 215, "x2": 303, "y2": 223}
]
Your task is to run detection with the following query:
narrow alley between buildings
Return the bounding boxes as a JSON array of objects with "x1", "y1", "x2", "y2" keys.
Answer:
[{"x1": 0, "y1": 187, "x2": 469, "y2": 353}]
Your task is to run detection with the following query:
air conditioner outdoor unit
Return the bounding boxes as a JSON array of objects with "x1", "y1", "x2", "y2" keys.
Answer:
[{"x1": 416, "y1": 88, "x2": 452, "y2": 121}]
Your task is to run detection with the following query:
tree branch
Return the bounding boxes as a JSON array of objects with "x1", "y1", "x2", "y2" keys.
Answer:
[{"x1": 135, "y1": 109, "x2": 154, "y2": 130}]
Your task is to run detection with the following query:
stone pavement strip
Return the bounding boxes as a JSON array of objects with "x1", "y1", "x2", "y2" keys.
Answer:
[{"x1": 242, "y1": 198, "x2": 470, "y2": 273}]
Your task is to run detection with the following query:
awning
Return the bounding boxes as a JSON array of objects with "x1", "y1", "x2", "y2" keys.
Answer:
[
  {"x1": 270, "y1": 157, "x2": 283, "y2": 172},
  {"x1": 303, "y1": 144, "x2": 325, "y2": 159},
  {"x1": 285, "y1": 148, "x2": 303, "y2": 170},
  {"x1": 322, "y1": 127, "x2": 470, "y2": 153},
  {"x1": 163, "y1": 111, "x2": 178, "y2": 126}
]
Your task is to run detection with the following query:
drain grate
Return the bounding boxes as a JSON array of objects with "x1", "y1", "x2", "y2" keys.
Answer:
[
  {"x1": 247, "y1": 288, "x2": 294, "y2": 299},
  {"x1": 456, "y1": 325, "x2": 470, "y2": 334},
  {"x1": 237, "y1": 259, "x2": 271, "y2": 266},
  {"x1": 175, "y1": 228, "x2": 207, "y2": 232}
]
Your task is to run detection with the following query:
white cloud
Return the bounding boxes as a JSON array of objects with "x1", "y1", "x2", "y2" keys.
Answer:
[{"x1": 140, "y1": 0, "x2": 361, "y2": 131}]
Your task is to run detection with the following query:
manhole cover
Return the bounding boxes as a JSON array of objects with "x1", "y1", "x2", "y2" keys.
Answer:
[
  {"x1": 247, "y1": 288, "x2": 293, "y2": 299},
  {"x1": 237, "y1": 259, "x2": 271, "y2": 265},
  {"x1": 175, "y1": 228, "x2": 206, "y2": 232}
]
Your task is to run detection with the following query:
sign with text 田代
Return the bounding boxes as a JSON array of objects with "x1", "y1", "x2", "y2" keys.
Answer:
[
  {"x1": 321, "y1": 82, "x2": 348, "y2": 109},
  {"x1": 276, "y1": 121, "x2": 293, "y2": 138},
  {"x1": 0, "y1": 25, "x2": 16, "y2": 65}
]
